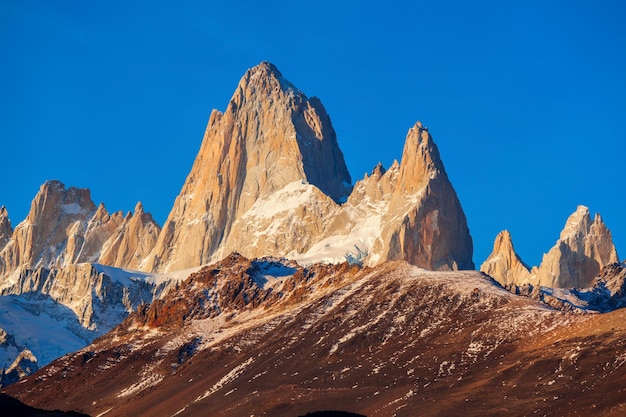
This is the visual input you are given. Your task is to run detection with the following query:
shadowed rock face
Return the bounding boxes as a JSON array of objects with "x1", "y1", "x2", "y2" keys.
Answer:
[{"x1": 9, "y1": 255, "x2": 626, "y2": 417}]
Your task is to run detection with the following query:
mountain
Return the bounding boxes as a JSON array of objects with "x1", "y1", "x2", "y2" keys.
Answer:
[
  {"x1": 0, "y1": 62, "x2": 475, "y2": 383},
  {"x1": 141, "y1": 62, "x2": 353, "y2": 272},
  {"x1": 7, "y1": 255, "x2": 626, "y2": 417},
  {"x1": 142, "y1": 62, "x2": 473, "y2": 272},
  {"x1": 0, "y1": 182, "x2": 163, "y2": 376},
  {"x1": 0, "y1": 180, "x2": 160, "y2": 277},
  {"x1": 481, "y1": 205, "x2": 619, "y2": 288}
]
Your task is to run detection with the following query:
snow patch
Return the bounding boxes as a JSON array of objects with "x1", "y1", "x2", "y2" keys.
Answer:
[
  {"x1": 194, "y1": 357, "x2": 254, "y2": 402},
  {"x1": 61, "y1": 203, "x2": 82, "y2": 214}
]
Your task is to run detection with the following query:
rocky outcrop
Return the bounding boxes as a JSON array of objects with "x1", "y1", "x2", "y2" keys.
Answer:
[
  {"x1": 0, "y1": 348, "x2": 37, "y2": 387},
  {"x1": 143, "y1": 64, "x2": 473, "y2": 272},
  {"x1": 98, "y1": 202, "x2": 160, "y2": 270},
  {"x1": 483, "y1": 206, "x2": 619, "y2": 288},
  {"x1": 480, "y1": 230, "x2": 531, "y2": 285},
  {"x1": 0, "y1": 206, "x2": 11, "y2": 251},
  {"x1": 0, "y1": 263, "x2": 154, "y2": 330}
]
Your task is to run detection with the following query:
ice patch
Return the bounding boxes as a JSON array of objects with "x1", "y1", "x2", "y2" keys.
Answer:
[{"x1": 61, "y1": 203, "x2": 82, "y2": 215}]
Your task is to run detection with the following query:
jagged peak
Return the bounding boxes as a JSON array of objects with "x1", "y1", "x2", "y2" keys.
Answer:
[
  {"x1": 37, "y1": 180, "x2": 92, "y2": 200},
  {"x1": 397, "y1": 121, "x2": 446, "y2": 193},
  {"x1": 0, "y1": 205, "x2": 7, "y2": 217},
  {"x1": 560, "y1": 205, "x2": 592, "y2": 240},
  {"x1": 92, "y1": 203, "x2": 109, "y2": 219},
  {"x1": 237, "y1": 61, "x2": 301, "y2": 99},
  {"x1": 494, "y1": 229, "x2": 514, "y2": 249},
  {"x1": 593, "y1": 212, "x2": 606, "y2": 226},
  {"x1": 371, "y1": 162, "x2": 386, "y2": 178},
  {"x1": 134, "y1": 201, "x2": 144, "y2": 214},
  {"x1": 38, "y1": 179, "x2": 66, "y2": 196},
  {"x1": 27, "y1": 180, "x2": 95, "y2": 222}
]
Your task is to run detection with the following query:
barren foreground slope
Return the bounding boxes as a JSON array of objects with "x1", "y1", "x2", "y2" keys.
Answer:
[{"x1": 5, "y1": 255, "x2": 626, "y2": 416}]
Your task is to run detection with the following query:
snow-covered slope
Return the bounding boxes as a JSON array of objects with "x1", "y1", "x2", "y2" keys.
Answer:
[
  {"x1": 0, "y1": 295, "x2": 88, "y2": 374},
  {"x1": 0, "y1": 262, "x2": 201, "y2": 384}
]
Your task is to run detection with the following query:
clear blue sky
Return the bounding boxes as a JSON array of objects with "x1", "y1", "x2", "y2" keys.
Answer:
[{"x1": 1, "y1": 0, "x2": 624, "y2": 268}]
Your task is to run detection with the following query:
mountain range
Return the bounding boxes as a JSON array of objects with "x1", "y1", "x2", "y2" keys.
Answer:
[{"x1": 0, "y1": 62, "x2": 623, "y2": 416}]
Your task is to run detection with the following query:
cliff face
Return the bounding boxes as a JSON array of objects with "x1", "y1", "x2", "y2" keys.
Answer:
[
  {"x1": 0, "y1": 263, "x2": 154, "y2": 330},
  {"x1": 482, "y1": 206, "x2": 619, "y2": 288},
  {"x1": 143, "y1": 64, "x2": 473, "y2": 272},
  {"x1": 142, "y1": 62, "x2": 353, "y2": 272},
  {"x1": 378, "y1": 123, "x2": 474, "y2": 270}
]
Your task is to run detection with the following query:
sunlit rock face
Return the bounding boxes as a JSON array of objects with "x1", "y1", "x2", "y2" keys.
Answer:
[
  {"x1": 141, "y1": 62, "x2": 352, "y2": 272},
  {"x1": 480, "y1": 230, "x2": 531, "y2": 286},
  {"x1": 143, "y1": 63, "x2": 473, "y2": 272},
  {"x1": 0, "y1": 181, "x2": 160, "y2": 279},
  {"x1": 531, "y1": 205, "x2": 618, "y2": 288},
  {"x1": 482, "y1": 205, "x2": 619, "y2": 288}
]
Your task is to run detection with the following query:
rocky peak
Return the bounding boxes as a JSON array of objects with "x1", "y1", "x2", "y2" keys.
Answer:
[
  {"x1": 396, "y1": 122, "x2": 446, "y2": 194},
  {"x1": 0, "y1": 181, "x2": 97, "y2": 272},
  {"x1": 143, "y1": 62, "x2": 352, "y2": 272},
  {"x1": 480, "y1": 230, "x2": 531, "y2": 286},
  {"x1": 0, "y1": 206, "x2": 11, "y2": 250},
  {"x1": 233, "y1": 61, "x2": 300, "y2": 103},
  {"x1": 483, "y1": 206, "x2": 620, "y2": 288},
  {"x1": 531, "y1": 206, "x2": 619, "y2": 288},
  {"x1": 92, "y1": 203, "x2": 109, "y2": 221},
  {"x1": 560, "y1": 205, "x2": 592, "y2": 240},
  {"x1": 370, "y1": 162, "x2": 386, "y2": 178},
  {"x1": 375, "y1": 122, "x2": 473, "y2": 271},
  {"x1": 27, "y1": 180, "x2": 95, "y2": 225},
  {"x1": 134, "y1": 201, "x2": 144, "y2": 214}
]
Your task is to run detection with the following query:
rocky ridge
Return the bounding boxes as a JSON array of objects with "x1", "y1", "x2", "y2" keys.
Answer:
[
  {"x1": 505, "y1": 262, "x2": 626, "y2": 313},
  {"x1": 0, "y1": 62, "x2": 475, "y2": 383},
  {"x1": 481, "y1": 205, "x2": 619, "y2": 288},
  {"x1": 0, "y1": 182, "x2": 164, "y2": 375},
  {"x1": 0, "y1": 180, "x2": 160, "y2": 278},
  {"x1": 7, "y1": 255, "x2": 626, "y2": 417}
]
